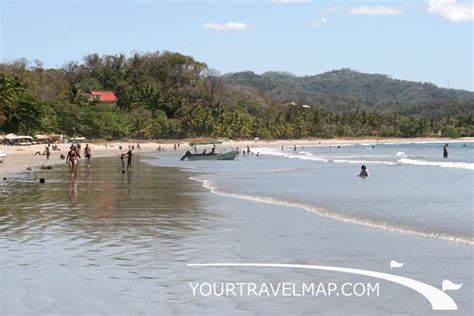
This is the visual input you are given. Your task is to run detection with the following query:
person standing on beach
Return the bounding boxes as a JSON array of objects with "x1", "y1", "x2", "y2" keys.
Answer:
[
  {"x1": 126, "y1": 149, "x2": 133, "y2": 170},
  {"x1": 443, "y1": 144, "x2": 449, "y2": 158},
  {"x1": 84, "y1": 144, "x2": 92, "y2": 166},
  {"x1": 66, "y1": 147, "x2": 78, "y2": 174},
  {"x1": 120, "y1": 154, "x2": 126, "y2": 173},
  {"x1": 358, "y1": 165, "x2": 369, "y2": 178},
  {"x1": 45, "y1": 146, "x2": 50, "y2": 160}
]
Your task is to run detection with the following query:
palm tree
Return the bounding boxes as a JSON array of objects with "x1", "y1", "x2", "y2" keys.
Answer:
[
  {"x1": 66, "y1": 85, "x2": 87, "y2": 105},
  {"x1": 0, "y1": 74, "x2": 25, "y2": 124}
]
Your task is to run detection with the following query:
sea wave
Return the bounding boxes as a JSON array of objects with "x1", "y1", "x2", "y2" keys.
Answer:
[
  {"x1": 189, "y1": 176, "x2": 474, "y2": 245},
  {"x1": 397, "y1": 157, "x2": 474, "y2": 170},
  {"x1": 259, "y1": 148, "x2": 473, "y2": 170},
  {"x1": 259, "y1": 149, "x2": 395, "y2": 165}
]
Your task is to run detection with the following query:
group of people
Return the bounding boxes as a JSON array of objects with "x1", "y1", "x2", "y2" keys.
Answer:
[
  {"x1": 65, "y1": 142, "x2": 135, "y2": 175},
  {"x1": 65, "y1": 143, "x2": 92, "y2": 174},
  {"x1": 120, "y1": 149, "x2": 133, "y2": 174},
  {"x1": 238, "y1": 145, "x2": 260, "y2": 157}
]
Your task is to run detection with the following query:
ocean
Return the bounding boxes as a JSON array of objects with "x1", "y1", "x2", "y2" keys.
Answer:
[
  {"x1": 0, "y1": 141, "x2": 472, "y2": 315},
  {"x1": 149, "y1": 141, "x2": 473, "y2": 243}
]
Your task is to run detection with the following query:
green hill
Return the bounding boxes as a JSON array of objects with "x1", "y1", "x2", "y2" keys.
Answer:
[{"x1": 222, "y1": 69, "x2": 474, "y2": 116}]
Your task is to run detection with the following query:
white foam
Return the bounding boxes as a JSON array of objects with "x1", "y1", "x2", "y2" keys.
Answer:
[
  {"x1": 259, "y1": 148, "x2": 395, "y2": 165},
  {"x1": 189, "y1": 176, "x2": 473, "y2": 246},
  {"x1": 397, "y1": 158, "x2": 474, "y2": 170},
  {"x1": 332, "y1": 159, "x2": 395, "y2": 165},
  {"x1": 259, "y1": 148, "x2": 473, "y2": 170}
]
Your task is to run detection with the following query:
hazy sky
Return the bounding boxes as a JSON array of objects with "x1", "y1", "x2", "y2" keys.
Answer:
[{"x1": 1, "y1": 0, "x2": 473, "y2": 90}]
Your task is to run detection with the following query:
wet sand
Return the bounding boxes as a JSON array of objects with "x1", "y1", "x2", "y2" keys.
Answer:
[{"x1": 0, "y1": 155, "x2": 472, "y2": 315}]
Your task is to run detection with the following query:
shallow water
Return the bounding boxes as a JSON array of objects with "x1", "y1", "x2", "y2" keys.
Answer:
[
  {"x1": 148, "y1": 141, "x2": 474, "y2": 242},
  {"x1": 1, "y1": 143, "x2": 473, "y2": 315}
]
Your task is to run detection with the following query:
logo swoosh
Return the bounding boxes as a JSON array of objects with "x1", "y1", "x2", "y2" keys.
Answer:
[{"x1": 187, "y1": 262, "x2": 458, "y2": 311}]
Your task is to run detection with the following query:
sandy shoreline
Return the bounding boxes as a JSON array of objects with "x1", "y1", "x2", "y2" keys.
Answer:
[
  {"x1": 0, "y1": 142, "x2": 167, "y2": 179},
  {"x1": 1, "y1": 137, "x2": 472, "y2": 179}
]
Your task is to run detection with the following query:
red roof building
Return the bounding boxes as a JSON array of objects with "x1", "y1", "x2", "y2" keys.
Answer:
[{"x1": 87, "y1": 91, "x2": 117, "y2": 103}]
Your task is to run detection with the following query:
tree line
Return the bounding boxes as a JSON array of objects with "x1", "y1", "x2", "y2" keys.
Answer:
[{"x1": 1, "y1": 52, "x2": 472, "y2": 139}]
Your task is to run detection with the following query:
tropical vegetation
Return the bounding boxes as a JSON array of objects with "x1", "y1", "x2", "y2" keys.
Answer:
[{"x1": 0, "y1": 52, "x2": 473, "y2": 139}]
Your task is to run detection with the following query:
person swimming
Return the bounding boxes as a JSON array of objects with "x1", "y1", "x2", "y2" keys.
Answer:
[{"x1": 358, "y1": 165, "x2": 369, "y2": 178}]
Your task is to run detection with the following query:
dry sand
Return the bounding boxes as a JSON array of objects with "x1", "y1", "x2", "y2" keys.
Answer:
[
  {"x1": 1, "y1": 137, "x2": 472, "y2": 179},
  {"x1": 0, "y1": 142, "x2": 172, "y2": 179}
]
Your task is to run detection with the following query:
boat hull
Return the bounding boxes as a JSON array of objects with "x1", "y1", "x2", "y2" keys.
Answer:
[{"x1": 186, "y1": 151, "x2": 237, "y2": 161}]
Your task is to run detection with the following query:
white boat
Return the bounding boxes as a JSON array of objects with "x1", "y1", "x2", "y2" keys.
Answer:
[{"x1": 181, "y1": 140, "x2": 238, "y2": 161}]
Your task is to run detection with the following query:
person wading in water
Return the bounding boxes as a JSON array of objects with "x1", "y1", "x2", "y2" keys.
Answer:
[
  {"x1": 84, "y1": 144, "x2": 92, "y2": 167},
  {"x1": 126, "y1": 149, "x2": 133, "y2": 170}
]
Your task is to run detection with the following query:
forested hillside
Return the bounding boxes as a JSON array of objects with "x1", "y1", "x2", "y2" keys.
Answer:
[
  {"x1": 1, "y1": 52, "x2": 473, "y2": 140},
  {"x1": 223, "y1": 69, "x2": 474, "y2": 116}
]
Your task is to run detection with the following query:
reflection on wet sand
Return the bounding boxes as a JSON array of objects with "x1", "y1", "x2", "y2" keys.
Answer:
[{"x1": 0, "y1": 157, "x2": 209, "y2": 245}]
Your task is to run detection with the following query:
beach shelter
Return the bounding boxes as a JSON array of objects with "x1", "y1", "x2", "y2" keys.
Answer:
[
  {"x1": 5, "y1": 133, "x2": 18, "y2": 140},
  {"x1": 70, "y1": 137, "x2": 87, "y2": 142}
]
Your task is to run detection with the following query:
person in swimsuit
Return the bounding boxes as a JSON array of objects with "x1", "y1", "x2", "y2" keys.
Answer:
[
  {"x1": 358, "y1": 165, "x2": 369, "y2": 178},
  {"x1": 84, "y1": 144, "x2": 92, "y2": 166},
  {"x1": 126, "y1": 149, "x2": 133, "y2": 170},
  {"x1": 443, "y1": 144, "x2": 448, "y2": 158},
  {"x1": 120, "y1": 154, "x2": 126, "y2": 173},
  {"x1": 66, "y1": 148, "x2": 78, "y2": 174}
]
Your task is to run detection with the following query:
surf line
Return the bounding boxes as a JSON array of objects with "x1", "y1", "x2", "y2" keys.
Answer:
[
  {"x1": 187, "y1": 263, "x2": 458, "y2": 311},
  {"x1": 189, "y1": 177, "x2": 473, "y2": 246}
]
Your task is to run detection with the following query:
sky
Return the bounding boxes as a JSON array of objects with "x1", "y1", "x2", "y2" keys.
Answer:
[{"x1": 0, "y1": 0, "x2": 473, "y2": 90}]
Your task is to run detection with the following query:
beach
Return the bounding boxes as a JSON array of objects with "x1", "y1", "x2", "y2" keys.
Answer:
[
  {"x1": 0, "y1": 142, "x2": 165, "y2": 178},
  {"x1": 1, "y1": 137, "x2": 471, "y2": 178},
  {"x1": 0, "y1": 138, "x2": 473, "y2": 315}
]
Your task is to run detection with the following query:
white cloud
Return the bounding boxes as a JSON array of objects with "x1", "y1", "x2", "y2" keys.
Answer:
[
  {"x1": 314, "y1": 17, "x2": 328, "y2": 28},
  {"x1": 313, "y1": 5, "x2": 342, "y2": 28},
  {"x1": 202, "y1": 22, "x2": 249, "y2": 31},
  {"x1": 428, "y1": 0, "x2": 474, "y2": 22},
  {"x1": 349, "y1": 5, "x2": 403, "y2": 16}
]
